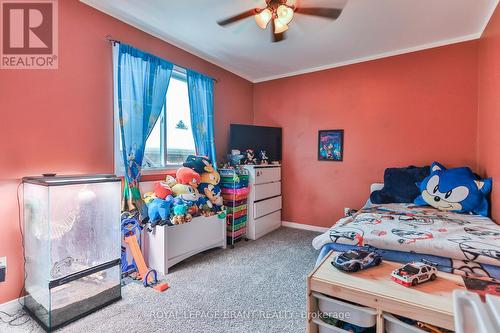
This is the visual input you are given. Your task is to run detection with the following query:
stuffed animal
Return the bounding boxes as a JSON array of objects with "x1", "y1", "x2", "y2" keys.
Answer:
[
  {"x1": 183, "y1": 155, "x2": 215, "y2": 174},
  {"x1": 153, "y1": 181, "x2": 172, "y2": 199},
  {"x1": 187, "y1": 205, "x2": 199, "y2": 216},
  {"x1": 258, "y1": 150, "x2": 269, "y2": 165},
  {"x1": 143, "y1": 191, "x2": 156, "y2": 204},
  {"x1": 198, "y1": 173, "x2": 222, "y2": 209},
  {"x1": 200, "y1": 169, "x2": 220, "y2": 187},
  {"x1": 165, "y1": 175, "x2": 177, "y2": 187},
  {"x1": 199, "y1": 184, "x2": 224, "y2": 211},
  {"x1": 170, "y1": 203, "x2": 192, "y2": 225},
  {"x1": 228, "y1": 150, "x2": 244, "y2": 167},
  {"x1": 172, "y1": 195, "x2": 201, "y2": 217},
  {"x1": 414, "y1": 162, "x2": 492, "y2": 217},
  {"x1": 200, "y1": 203, "x2": 215, "y2": 217},
  {"x1": 182, "y1": 155, "x2": 224, "y2": 212},
  {"x1": 197, "y1": 194, "x2": 216, "y2": 216},
  {"x1": 176, "y1": 167, "x2": 201, "y2": 188},
  {"x1": 242, "y1": 149, "x2": 257, "y2": 165},
  {"x1": 171, "y1": 183, "x2": 202, "y2": 203},
  {"x1": 195, "y1": 195, "x2": 212, "y2": 208},
  {"x1": 148, "y1": 196, "x2": 174, "y2": 226}
]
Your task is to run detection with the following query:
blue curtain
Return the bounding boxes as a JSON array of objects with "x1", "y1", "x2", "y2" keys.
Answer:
[
  {"x1": 186, "y1": 70, "x2": 217, "y2": 166},
  {"x1": 114, "y1": 43, "x2": 173, "y2": 209}
]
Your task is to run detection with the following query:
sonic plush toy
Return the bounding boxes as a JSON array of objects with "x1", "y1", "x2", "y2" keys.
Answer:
[{"x1": 414, "y1": 162, "x2": 492, "y2": 217}]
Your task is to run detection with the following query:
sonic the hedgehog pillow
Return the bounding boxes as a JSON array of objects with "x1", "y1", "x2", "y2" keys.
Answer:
[{"x1": 414, "y1": 162, "x2": 492, "y2": 216}]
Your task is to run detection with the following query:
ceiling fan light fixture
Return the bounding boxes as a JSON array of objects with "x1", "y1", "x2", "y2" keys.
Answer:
[
  {"x1": 276, "y1": 4, "x2": 294, "y2": 25},
  {"x1": 274, "y1": 18, "x2": 289, "y2": 34},
  {"x1": 255, "y1": 8, "x2": 272, "y2": 29}
]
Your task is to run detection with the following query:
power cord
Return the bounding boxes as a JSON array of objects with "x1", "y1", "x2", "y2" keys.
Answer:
[
  {"x1": 0, "y1": 182, "x2": 30, "y2": 327},
  {"x1": 0, "y1": 310, "x2": 29, "y2": 326}
]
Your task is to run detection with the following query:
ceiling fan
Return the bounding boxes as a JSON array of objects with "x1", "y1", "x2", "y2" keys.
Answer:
[{"x1": 217, "y1": 0, "x2": 344, "y2": 42}]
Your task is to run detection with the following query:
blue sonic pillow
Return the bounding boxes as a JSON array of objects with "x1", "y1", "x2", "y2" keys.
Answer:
[{"x1": 414, "y1": 162, "x2": 492, "y2": 216}]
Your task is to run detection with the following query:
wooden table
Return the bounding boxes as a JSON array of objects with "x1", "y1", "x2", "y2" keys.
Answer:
[{"x1": 307, "y1": 251, "x2": 465, "y2": 332}]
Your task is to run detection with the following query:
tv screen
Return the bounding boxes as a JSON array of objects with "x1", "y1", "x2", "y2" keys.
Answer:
[{"x1": 229, "y1": 124, "x2": 282, "y2": 162}]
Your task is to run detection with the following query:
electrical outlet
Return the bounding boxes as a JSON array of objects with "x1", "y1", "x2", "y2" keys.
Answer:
[
  {"x1": 344, "y1": 208, "x2": 351, "y2": 216},
  {"x1": 0, "y1": 256, "x2": 6, "y2": 282}
]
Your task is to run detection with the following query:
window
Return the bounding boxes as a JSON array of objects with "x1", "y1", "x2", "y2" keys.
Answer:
[{"x1": 114, "y1": 68, "x2": 196, "y2": 175}]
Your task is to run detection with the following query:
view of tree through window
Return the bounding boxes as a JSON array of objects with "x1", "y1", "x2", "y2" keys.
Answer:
[{"x1": 143, "y1": 72, "x2": 196, "y2": 168}]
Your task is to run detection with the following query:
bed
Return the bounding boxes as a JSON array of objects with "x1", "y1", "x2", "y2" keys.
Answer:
[{"x1": 313, "y1": 184, "x2": 500, "y2": 279}]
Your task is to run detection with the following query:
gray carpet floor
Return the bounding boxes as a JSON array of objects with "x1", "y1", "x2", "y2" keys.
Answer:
[{"x1": 1, "y1": 227, "x2": 320, "y2": 333}]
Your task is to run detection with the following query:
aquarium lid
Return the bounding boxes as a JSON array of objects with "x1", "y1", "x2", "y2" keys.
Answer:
[{"x1": 22, "y1": 174, "x2": 121, "y2": 186}]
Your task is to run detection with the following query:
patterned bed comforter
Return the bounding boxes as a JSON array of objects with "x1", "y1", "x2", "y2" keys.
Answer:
[{"x1": 312, "y1": 204, "x2": 500, "y2": 267}]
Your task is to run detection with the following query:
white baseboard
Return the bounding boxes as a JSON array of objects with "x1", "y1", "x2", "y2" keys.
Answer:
[
  {"x1": 0, "y1": 296, "x2": 23, "y2": 315},
  {"x1": 282, "y1": 221, "x2": 328, "y2": 233}
]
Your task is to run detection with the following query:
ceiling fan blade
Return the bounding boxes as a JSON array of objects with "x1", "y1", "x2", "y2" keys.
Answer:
[
  {"x1": 294, "y1": 7, "x2": 342, "y2": 19},
  {"x1": 217, "y1": 9, "x2": 257, "y2": 26},
  {"x1": 271, "y1": 20, "x2": 286, "y2": 43}
]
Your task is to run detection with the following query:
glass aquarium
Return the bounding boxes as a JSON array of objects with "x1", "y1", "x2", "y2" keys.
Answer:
[{"x1": 23, "y1": 174, "x2": 121, "y2": 331}]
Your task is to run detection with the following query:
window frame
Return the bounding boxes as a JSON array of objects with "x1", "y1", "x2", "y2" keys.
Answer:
[{"x1": 113, "y1": 65, "x2": 192, "y2": 176}]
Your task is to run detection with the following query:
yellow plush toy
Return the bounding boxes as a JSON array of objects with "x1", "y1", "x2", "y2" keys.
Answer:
[
  {"x1": 165, "y1": 175, "x2": 178, "y2": 188},
  {"x1": 143, "y1": 192, "x2": 156, "y2": 204}
]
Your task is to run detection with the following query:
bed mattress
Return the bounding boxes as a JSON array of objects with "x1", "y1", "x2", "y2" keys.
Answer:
[{"x1": 313, "y1": 204, "x2": 500, "y2": 278}]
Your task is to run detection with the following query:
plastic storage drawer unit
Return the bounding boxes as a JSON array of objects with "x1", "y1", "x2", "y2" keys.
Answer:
[
  {"x1": 384, "y1": 314, "x2": 426, "y2": 333},
  {"x1": 313, "y1": 292, "x2": 377, "y2": 329},
  {"x1": 313, "y1": 317, "x2": 356, "y2": 333}
]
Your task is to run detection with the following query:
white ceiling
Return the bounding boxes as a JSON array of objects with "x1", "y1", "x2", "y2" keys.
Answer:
[{"x1": 81, "y1": 0, "x2": 499, "y2": 82}]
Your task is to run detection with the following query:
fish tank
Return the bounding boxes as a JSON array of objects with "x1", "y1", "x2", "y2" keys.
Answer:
[{"x1": 23, "y1": 174, "x2": 122, "y2": 331}]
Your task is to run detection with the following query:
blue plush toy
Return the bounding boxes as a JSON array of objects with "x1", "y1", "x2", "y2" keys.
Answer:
[
  {"x1": 199, "y1": 183, "x2": 223, "y2": 212},
  {"x1": 414, "y1": 162, "x2": 492, "y2": 216},
  {"x1": 148, "y1": 196, "x2": 174, "y2": 225}
]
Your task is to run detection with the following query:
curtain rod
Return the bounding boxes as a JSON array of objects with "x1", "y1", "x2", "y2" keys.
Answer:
[{"x1": 106, "y1": 35, "x2": 219, "y2": 83}]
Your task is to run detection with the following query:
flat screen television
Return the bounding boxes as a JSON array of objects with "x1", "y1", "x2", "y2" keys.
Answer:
[{"x1": 229, "y1": 124, "x2": 282, "y2": 162}]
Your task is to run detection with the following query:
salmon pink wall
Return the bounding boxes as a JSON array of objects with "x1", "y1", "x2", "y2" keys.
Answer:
[
  {"x1": 0, "y1": 0, "x2": 494, "y2": 306},
  {"x1": 478, "y1": 5, "x2": 500, "y2": 221},
  {"x1": 0, "y1": 0, "x2": 253, "y2": 304},
  {"x1": 253, "y1": 42, "x2": 479, "y2": 228}
]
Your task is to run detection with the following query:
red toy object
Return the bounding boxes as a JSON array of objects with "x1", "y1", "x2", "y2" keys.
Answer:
[
  {"x1": 462, "y1": 276, "x2": 500, "y2": 300},
  {"x1": 176, "y1": 167, "x2": 201, "y2": 188},
  {"x1": 391, "y1": 261, "x2": 438, "y2": 287},
  {"x1": 154, "y1": 181, "x2": 172, "y2": 199},
  {"x1": 188, "y1": 205, "x2": 199, "y2": 216},
  {"x1": 124, "y1": 234, "x2": 169, "y2": 292},
  {"x1": 485, "y1": 284, "x2": 500, "y2": 296}
]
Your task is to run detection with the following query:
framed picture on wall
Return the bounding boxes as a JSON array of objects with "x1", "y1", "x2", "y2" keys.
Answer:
[{"x1": 318, "y1": 130, "x2": 344, "y2": 161}]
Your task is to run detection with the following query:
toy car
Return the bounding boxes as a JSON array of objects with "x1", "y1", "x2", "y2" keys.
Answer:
[
  {"x1": 485, "y1": 284, "x2": 500, "y2": 296},
  {"x1": 331, "y1": 250, "x2": 382, "y2": 272},
  {"x1": 391, "y1": 262, "x2": 438, "y2": 287}
]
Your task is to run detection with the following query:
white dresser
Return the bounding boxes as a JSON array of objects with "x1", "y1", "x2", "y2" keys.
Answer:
[{"x1": 243, "y1": 165, "x2": 282, "y2": 240}]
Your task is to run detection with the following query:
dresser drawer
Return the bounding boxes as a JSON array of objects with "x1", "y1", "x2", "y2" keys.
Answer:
[
  {"x1": 253, "y1": 181, "x2": 281, "y2": 201},
  {"x1": 254, "y1": 167, "x2": 281, "y2": 185},
  {"x1": 254, "y1": 210, "x2": 281, "y2": 238},
  {"x1": 254, "y1": 196, "x2": 282, "y2": 219}
]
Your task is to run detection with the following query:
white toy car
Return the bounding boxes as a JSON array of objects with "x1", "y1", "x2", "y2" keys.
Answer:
[{"x1": 391, "y1": 261, "x2": 438, "y2": 287}]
